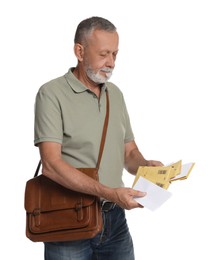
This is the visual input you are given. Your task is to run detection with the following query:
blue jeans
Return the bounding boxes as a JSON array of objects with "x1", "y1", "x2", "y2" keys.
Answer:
[{"x1": 44, "y1": 206, "x2": 135, "y2": 260}]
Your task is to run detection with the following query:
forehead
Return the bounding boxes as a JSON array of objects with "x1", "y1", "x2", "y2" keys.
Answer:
[{"x1": 86, "y1": 29, "x2": 119, "y2": 51}]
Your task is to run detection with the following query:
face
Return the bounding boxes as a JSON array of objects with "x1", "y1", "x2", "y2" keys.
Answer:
[{"x1": 82, "y1": 30, "x2": 119, "y2": 84}]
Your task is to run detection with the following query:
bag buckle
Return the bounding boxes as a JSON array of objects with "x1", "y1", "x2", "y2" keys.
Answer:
[
  {"x1": 32, "y1": 208, "x2": 41, "y2": 226},
  {"x1": 75, "y1": 201, "x2": 84, "y2": 221}
]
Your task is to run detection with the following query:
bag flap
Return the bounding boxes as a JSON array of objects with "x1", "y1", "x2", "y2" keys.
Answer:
[{"x1": 25, "y1": 175, "x2": 96, "y2": 213}]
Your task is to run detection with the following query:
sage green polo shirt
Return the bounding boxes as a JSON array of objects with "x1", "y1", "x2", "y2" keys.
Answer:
[{"x1": 34, "y1": 68, "x2": 134, "y2": 188}]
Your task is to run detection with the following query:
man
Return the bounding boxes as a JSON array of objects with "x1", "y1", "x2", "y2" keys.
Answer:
[{"x1": 34, "y1": 16, "x2": 163, "y2": 260}]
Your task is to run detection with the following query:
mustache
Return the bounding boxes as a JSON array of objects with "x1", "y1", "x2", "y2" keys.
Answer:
[{"x1": 100, "y1": 68, "x2": 113, "y2": 73}]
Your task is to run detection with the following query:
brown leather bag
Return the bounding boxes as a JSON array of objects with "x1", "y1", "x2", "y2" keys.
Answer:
[{"x1": 24, "y1": 91, "x2": 109, "y2": 242}]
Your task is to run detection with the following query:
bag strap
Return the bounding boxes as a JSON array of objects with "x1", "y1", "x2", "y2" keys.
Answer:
[
  {"x1": 34, "y1": 90, "x2": 109, "y2": 177},
  {"x1": 96, "y1": 90, "x2": 109, "y2": 170},
  {"x1": 34, "y1": 160, "x2": 42, "y2": 177}
]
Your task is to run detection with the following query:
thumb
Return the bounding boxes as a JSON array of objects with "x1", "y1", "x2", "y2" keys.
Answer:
[{"x1": 132, "y1": 189, "x2": 146, "y2": 198}]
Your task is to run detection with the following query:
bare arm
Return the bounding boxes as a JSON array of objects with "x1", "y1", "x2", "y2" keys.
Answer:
[
  {"x1": 38, "y1": 141, "x2": 146, "y2": 210},
  {"x1": 125, "y1": 140, "x2": 163, "y2": 174}
]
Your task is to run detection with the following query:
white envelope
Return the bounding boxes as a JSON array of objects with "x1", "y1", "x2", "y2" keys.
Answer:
[{"x1": 133, "y1": 176, "x2": 172, "y2": 211}]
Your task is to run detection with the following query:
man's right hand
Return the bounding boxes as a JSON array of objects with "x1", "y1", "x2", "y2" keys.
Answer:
[{"x1": 110, "y1": 187, "x2": 146, "y2": 210}]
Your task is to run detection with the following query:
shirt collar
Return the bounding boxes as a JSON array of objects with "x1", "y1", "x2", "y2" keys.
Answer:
[{"x1": 64, "y1": 68, "x2": 107, "y2": 93}]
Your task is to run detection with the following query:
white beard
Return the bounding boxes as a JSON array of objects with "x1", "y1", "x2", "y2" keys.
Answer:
[{"x1": 86, "y1": 67, "x2": 113, "y2": 84}]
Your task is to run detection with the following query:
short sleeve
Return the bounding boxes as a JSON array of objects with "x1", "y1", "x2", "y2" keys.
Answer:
[
  {"x1": 34, "y1": 86, "x2": 63, "y2": 146},
  {"x1": 122, "y1": 95, "x2": 135, "y2": 143}
]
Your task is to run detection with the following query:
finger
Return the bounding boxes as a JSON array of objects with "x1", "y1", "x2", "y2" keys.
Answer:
[
  {"x1": 132, "y1": 189, "x2": 146, "y2": 198},
  {"x1": 130, "y1": 198, "x2": 144, "y2": 209},
  {"x1": 137, "y1": 203, "x2": 144, "y2": 208}
]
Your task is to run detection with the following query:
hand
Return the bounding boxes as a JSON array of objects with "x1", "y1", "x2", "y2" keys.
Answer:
[
  {"x1": 112, "y1": 187, "x2": 146, "y2": 210},
  {"x1": 146, "y1": 160, "x2": 164, "y2": 167}
]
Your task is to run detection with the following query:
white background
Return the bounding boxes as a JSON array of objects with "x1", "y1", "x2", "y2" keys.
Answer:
[{"x1": 1, "y1": 0, "x2": 208, "y2": 259}]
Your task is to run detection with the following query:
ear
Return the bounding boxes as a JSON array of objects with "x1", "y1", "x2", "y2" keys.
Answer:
[{"x1": 74, "y1": 43, "x2": 84, "y2": 61}]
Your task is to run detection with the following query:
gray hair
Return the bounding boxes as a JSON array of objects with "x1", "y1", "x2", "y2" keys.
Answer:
[{"x1": 74, "y1": 16, "x2": 117, "y2": 45}]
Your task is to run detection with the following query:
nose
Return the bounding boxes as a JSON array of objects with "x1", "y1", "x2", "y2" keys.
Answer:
[{"x1": 106, "y1": 54, "x2": 115, "y2": 68}]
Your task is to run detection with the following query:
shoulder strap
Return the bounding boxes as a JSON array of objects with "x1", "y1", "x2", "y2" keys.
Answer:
[
  {"x1": 34, "y1": 160, "x2": 42, "y2": 177},
  {"x1": 34, "y1": 90, "x2": 109, "y2": 177},
  {"x1": 96, "y1": 90, "x2": 109, "y2": 169}
]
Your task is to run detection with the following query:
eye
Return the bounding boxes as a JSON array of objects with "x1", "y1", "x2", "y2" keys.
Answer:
[
  {"x1": 100, "y1": 53, "x2": 107, "y2": 57},
  {"x1": 113, "y1": 52, "x2": 118, "y2": 60},
  {"x1": 113, "y1": 53, "x2": 117, "y2": 58}
]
